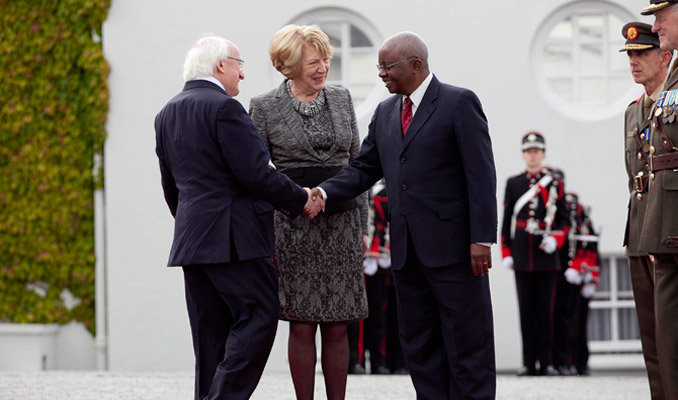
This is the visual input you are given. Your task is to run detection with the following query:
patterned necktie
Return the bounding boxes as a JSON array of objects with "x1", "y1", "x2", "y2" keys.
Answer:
[{"x1": 401, "y1": 97, "x2": 413, "y2": 136}]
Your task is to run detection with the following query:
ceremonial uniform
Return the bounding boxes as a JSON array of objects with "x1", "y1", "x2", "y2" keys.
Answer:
[
  {"x1": 639, "y1": 57, "x2": 678, "y2": 400},
  {"x1": 501, "y1": 132, "x2": 569, "y2": 376},
  {"x1": 620, "y1": 20, "x2": 667, "y2": 399},
  {"x1": 552, "y1": 192, "x2": 582, "y2": 376},
  {"x1": 561, "y1": 200, "x2": 599, "y2": 376}
]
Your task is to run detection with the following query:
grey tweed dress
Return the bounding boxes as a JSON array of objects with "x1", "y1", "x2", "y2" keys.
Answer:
[{"x1": 249, "y1": 81, "x2": 368, "y2": 322}]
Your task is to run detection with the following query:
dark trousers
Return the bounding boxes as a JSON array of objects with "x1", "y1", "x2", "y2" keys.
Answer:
[
  {"x1": 364, "y1": 271, "x2": 389, "y2": 371},
  {"x1": 393, "y1": 235, "x2": 495, "y2": 400},
  {"x1": 572, "y1": 294, "x2": 590, "y2": 374},
  {"x1": 653, "y1": 253, "x2": 678, "y2": 399},
  {"x1": 552, "y1": 277, "x2": 578, "y2": 368},
  {"x1": 629, "y1": 255, "x2": 665, "y2": 400},
  {"x1": 385, "y1": 272, "x2": 406, "y2": 372},
  {"x1": 182, "y1": 258, "x2": 279, "y2": 400},
  {"x1": 514, "y1": 271, "x2": 558, "y2": 371}
]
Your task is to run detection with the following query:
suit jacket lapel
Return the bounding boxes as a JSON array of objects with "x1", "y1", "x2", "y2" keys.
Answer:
[
  {"x1": 273, "y1": 81, "x2": 323, "y2": 161},
  {"x1": 401, "y1": 76, "x2": 439, "y2": 154}
]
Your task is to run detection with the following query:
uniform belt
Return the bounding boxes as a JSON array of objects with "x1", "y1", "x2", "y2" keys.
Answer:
[
  {"x1": 634, "y1": 174, "x2": 649, "y2": 193},
  {"x1": 515, "y1": 219, "x2": 547, "y2": 229},
  {"x1": 650, "y1": 152, "x2": 678, "y2": 172}
]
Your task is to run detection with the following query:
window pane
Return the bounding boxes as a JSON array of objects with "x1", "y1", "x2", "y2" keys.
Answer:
[
  {"x1": 617, "y1": 257, "x2": 632, "y2": 291},
  {"x1": 588, "y1": 308, "x2": 611, "y2": 340},
  {"x1": 349, "y1": 51, "x2": 377, "y2": 83},
  {"x1": 549, "y1": 18, "x2": 573, "y2": 41},
  {"x1": 598, "y1": 258, "x2": 610, "y2": 292},
  {"x1": 608, "y1": 14, "x2": 625, "y2": 38},
  {"x1": 543, "y1": 44, "x2": 573, "y2": 77},
  {"x1": 619, "y1": 308, "x2": 640, "y2": 340},
  {"x1": 579, "y1": 43, "x2": 604, "y2": 75},
  {"x1": 348, "y1": 83, "x2": 373, "y2": 105},
  {"x1": 328, "y1": 53, "x2": 342, "y2": 81},
  {"x1": 578, "y1": 15, "x2": 604, "y2": 42},
  {"x1": 580, "y1": 77, "x2": 605, "y2": 102},
  {"x1": 350, "y1": 24, "x2": 372, "y2": 47},
  {"x1": 318, "y1": 22, "x2": 342, "y2": 47},
  {"x1": 611, "y1": 45, "x2": 629, "y2": 75},
  {"x1": 548, "y1": 79, "x2": 574, "y2": 102}
]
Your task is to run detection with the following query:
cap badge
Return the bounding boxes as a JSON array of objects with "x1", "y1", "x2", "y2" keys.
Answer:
[
  {"x1": 627, "y1": 25, "x2": 639, "y2": 41},
  {"x1": 528, "y1": 133, "x2": 537, "y2": 141}
]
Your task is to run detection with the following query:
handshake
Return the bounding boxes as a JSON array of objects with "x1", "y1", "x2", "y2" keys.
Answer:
[{"x1": 301, "y1": 187, "x2": 325, "y2": 219}]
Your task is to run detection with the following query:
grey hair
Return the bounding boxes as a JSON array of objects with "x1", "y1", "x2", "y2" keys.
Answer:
[
  {"x1": 182, "y1": 35, "x2": 232, "y2": 82},
  {"x1": 383, "y1": 31, "x2": 429, "y2": 68}
]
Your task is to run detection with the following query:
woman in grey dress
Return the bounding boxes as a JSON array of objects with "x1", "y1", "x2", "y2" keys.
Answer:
[{"x1": 249, "y1": 25, "x2": 368, "y2": 399}]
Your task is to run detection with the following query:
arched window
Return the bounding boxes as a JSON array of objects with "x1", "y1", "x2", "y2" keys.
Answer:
[
  {"x1": 290, "y1": 7, "x2": 383, "y2": 120},
  {"x1": 532, "y1": 1, "x2": 636, "y2": 120}
]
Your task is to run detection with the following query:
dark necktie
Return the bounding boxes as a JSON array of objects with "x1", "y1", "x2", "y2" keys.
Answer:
[{"x1": 401, "y1": 97, "x2": 413, "y2": 136}]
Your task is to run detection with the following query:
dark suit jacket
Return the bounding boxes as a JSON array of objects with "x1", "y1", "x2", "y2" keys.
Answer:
[
  {"x1": 155, "y1": 80, "x2": 307, "y2": 266},
  {"x1": 321, "y1": 75, "x2": 497, "y2": 270}
]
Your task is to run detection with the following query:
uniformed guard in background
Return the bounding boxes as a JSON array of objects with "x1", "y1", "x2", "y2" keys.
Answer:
[
  {"x1": 560, "y1": 195, "x2": 600, "y2": 376},
  {"x1": 501, "y1": 131, "x2": 569, "y2": 376},
  {"x1": 639, "y1": 2, "x2": 678, "y2": 396},
  {"x1": 552, "y1": 189, "x2": 581, "y2": 376},
  {"x1": 620, "y1": 20, "x2": 671, "y2": 399}
]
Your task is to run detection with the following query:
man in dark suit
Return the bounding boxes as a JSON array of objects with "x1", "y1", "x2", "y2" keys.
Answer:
[
  {"x1": 155, "y1": 36, "x2": 321, "y2": 400},
  {"x1": 314, "y1": 32, "x2": 497, "y2": 400},
  {"x1": 620, "y1": 21, "x2": 670, "y2": 399}
]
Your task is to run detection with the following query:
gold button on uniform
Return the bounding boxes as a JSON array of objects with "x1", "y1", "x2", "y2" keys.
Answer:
[
  {"x1": 637, "y1": 193, "x2": 643, "y2": 200},
  {"x1": 650, "y1": 146, "x2": 656, "y2": 154}
]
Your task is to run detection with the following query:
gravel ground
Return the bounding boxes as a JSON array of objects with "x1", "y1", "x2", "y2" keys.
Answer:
[{"x1": 0, "y1": 370, "x2": 650, "y2": 399}]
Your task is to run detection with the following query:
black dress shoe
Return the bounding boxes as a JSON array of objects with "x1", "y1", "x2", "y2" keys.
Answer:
[
  {"x1": 540, "y1": 365, "x2": 560, "y2": 376},
  {"x1": 516, "y1": 366, "x2": 537, "y2": 376},
  {"x1": 557, "y1": 365, "x2": 574, "y2": 376},
  {"x1": 392, "y1": 367, "x2": 409, "y2": 375},
  {"x1": 373, "y1": 365, "x2": 391, "y2": 375},
  {"x1": 349, "y1": 363, "x2": 366, "y2": 374}
]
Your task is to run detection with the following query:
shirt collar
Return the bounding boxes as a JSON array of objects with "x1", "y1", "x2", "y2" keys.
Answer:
[
  {"x1": 196, "y1": 76, "x2": 225, "y2": 92},
  {"x1": 403, "y1": 73, "x2": 433, "y2": 113}
]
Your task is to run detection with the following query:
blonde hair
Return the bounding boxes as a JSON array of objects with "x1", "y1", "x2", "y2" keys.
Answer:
[{"x1": 269, "y1": 24, "x2": 333, "y2": 79}]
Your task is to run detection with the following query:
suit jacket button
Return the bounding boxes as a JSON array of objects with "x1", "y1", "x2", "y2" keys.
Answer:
[
  {"x1": 401, "y1": 211, "x2": 406, "y2": 217},
  {"x1": 400, "y1": 157, "x2": 405, "y2": 164},
  {"x1": 402, "y1": 184, "x2": 407, "y2": 191}
]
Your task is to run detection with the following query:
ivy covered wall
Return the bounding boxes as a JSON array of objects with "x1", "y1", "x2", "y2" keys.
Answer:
[{"x1": 0, "y1": 0, "x2": 110, "y2": 335}]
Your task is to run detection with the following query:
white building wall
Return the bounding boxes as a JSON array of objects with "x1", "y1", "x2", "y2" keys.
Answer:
[{"x1": 102, "y1": 0, "x2": 649, "y2": 371}]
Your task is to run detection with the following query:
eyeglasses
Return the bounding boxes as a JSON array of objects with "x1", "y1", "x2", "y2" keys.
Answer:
[
  {"x1": 227, "y1": 56, "x2": 245, "y2": 70},
  {"x1": 376, "y1": 56, "x2": 417, "y2": 72}
]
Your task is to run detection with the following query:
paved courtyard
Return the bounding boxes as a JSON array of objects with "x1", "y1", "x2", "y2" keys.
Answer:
[{"x1": 0, "y1": 369, "x2": 650, "y2": 399}]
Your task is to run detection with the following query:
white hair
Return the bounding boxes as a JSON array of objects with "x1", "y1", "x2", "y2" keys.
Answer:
[{"x1": 182, "y1": 35, "x2": 232, "y2": 82}]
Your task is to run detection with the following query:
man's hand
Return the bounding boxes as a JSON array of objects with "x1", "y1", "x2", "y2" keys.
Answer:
[
  {"x1": 310, "y1": 187, "x2": 324, "y2": 202},
  {"x1": 470, "y1": 243, "x2": 492, "y2": 276},
  {"x1": 301, "y1": 188, "x2": 325, "y2": 219}
]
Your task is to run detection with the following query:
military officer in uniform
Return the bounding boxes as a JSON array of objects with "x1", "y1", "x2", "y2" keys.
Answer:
[
  {"x1": 501, "y1": 131, "x2": 568, "y2": 376},
  {"x1": 640, "y1": 2, "x2": 678, "y2": 397},
  {"x1": 620, "y1": 20, "x2": 671, "y2": 400}
]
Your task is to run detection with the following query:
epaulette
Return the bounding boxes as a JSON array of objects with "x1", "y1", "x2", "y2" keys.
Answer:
[{"x1": 627, "y1": 94, "x2": 644, "y2": 108}]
